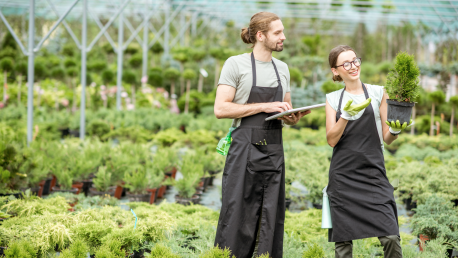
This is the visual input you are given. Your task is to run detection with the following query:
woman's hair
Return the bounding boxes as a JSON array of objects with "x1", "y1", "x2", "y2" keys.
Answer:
[
  {"x1": 241, "y1": 12, "x2": 280, "y2": 47},
  {"x1": 328, "y1": 45, "x2": 357, "y2": 82}
]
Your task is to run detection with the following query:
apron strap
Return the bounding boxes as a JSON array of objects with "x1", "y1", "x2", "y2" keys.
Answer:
[
  {"x1": 337, "y1": 83, "x2": 369, "y2": 113},
  {"x1": 251, "y1": 53, "x2": 282, "y2": 87}
]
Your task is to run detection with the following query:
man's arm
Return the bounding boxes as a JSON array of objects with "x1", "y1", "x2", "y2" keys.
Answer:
[{"x1": 214, "y1": 85, "x2": 293, "y2": 119}]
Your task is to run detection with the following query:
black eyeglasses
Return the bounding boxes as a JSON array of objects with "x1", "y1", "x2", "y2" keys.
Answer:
[{"x1": 335, "y1": 58, "x2": 362, "y2": 71}]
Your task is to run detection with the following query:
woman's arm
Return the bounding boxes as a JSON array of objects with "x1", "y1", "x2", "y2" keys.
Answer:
[
  {"x1": 326, "y1": 99, "x2": 349, "y2": 147},
  {"x1": 380, "y1": 90, "x2": 398, "y2": 145}
]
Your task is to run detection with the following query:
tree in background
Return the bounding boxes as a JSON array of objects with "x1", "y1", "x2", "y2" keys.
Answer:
[
  {"x1": 210, "y1": 48, "x2": 236, "y2": 89},
  {"x1": 14, "y1": 61, "x2": 27, "y2": 105},
  {"x1": 0, "y1": 57, "x2": 14, "y2": 104},
  {"x1": 101, "y1": 69, "x2": 115, "y2": 108},
  {"x1": 289, "y1": 67, "x2": 303, "y2": 88},
  {"x1": 122, "y1": 69, "x2": 137, "y2": 108},
  {"x1": 427, "y1": 90, "x2": 445, "y2": 136},
  {"x1": 172, "y1": 46, "x2": 191, "y2": 95},
  {"x1": 449, "y1": 96, "x2": 458, "y2": 138},
  {"x1": 150, "y1": 42, "x2": 164, "y2": 68},
  {"x1": 190, "y1": 49, "x2": 207, "y2": 92},
  {"x1": 321, "y1": 80, "x2": 343, "y2": 94},
  {"x1": 163, "y1": 67, "x2": 181, "y2": 96},
  {"x1": 51, "y1": 67, "x2": 65, "y2": 110},
  {"x1": 183, "y1": 69, "x2": 197, "y2": 113}
]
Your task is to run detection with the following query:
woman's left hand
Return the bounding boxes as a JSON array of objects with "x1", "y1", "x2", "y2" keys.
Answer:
[{"x1": 278, "y1": 110, "x2": 312, "y2": 125}]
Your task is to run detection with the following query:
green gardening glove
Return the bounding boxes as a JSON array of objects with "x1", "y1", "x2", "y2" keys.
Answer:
[
  {"x1": 385, "y1": 119, "x2": 413, "y2": 135},
  {"x1": 341, "y1": 98, "x2": 372, "y2": 120}
]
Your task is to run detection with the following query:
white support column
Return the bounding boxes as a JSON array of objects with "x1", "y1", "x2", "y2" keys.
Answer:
[
  {"x1": 142, "y1": 12, "x2": 149, "y2": 86},
  {"x1": 164, "y1": 0, "x2": 170, "y2": 59},
  {"x1": 26, "y1": 0, "x2": 35, "y2": 145},
  {"x1": 80, "y1": 0, "x2": 87, "y2": 139},
  {"x1": 116, "y1": 1, "x2": 124, "y2": 110}
]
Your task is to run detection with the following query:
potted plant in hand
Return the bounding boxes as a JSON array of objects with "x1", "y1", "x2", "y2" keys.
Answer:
[
  {"x1": 385, "y1": 52, "x2": 421, "y2": 125},
  {"x1": 123, "y1": 165, "x2": 149, "y2": 202}
]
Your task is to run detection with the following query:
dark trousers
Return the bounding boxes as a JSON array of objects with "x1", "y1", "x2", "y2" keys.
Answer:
[{"x1": 335, "y1": 235, "x2": 403, "y2": 258}]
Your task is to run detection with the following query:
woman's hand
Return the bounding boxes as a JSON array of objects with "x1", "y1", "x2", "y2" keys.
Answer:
[
  {"x1": 385, "y1": 119, "x2": 414, "y2": 134},
  {"x1": 341, "y1": 98, "x2": 372, "y2": 120}
]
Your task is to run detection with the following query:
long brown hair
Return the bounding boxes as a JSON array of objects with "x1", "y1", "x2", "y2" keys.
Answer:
[
  {"x1": 328, "y1": 45, "x2": 357, "y2": 82},
  {"x1": 241, "y1": 12, "x2": 280, "y2": 48}
]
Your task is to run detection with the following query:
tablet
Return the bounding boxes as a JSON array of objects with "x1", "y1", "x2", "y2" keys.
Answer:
[{"x1": 265, "y1": 103, "x2": 326, "y2": 121}]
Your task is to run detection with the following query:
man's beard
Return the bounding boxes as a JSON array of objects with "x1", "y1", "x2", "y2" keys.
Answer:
[{"x1": 263, "y1": 38, "x2": 284, "y2": 52}]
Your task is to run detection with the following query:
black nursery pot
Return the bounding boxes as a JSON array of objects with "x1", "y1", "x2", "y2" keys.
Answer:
[{"x1": 386, "y1": 100, "x2": 415, "y2": 125}]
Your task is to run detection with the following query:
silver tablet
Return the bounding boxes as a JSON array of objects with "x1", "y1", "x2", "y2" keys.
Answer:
[{"x1": 265, "y1": 103, "x2": 326, "y2": 121}]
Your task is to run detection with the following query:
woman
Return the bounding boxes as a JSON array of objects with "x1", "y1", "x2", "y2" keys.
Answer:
[{"x1": 325, "y1": 45, "x2": 408, "y2": 258}]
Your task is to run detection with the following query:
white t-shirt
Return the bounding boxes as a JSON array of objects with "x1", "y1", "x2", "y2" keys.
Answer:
[{"x1": 326, "y1": 84, "x2": 385, "y2": 150}]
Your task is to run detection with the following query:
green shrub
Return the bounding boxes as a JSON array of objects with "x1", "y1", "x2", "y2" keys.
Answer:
[
  {"x1": 58, "y1": 239, "x2": 89, "y2": 258},
  {"x1": 385, "y1": 52, "x2": 421, "y2": 102},
  {"x1": 4, "y1": 239, "x2": 36, "y2": 258},
  {"x1": 302, "y1": 242, "x2": 325, "y2": 258},
  {"x1": 94, "y1": 238, "x2": 125, "y2": 258},
  {"x1": 147, "y1": 243, "x2": 179, "y2": 258},
  {"x1": 93, "y1": 166, "x2": 112, "y2": 192},
  {"x1": 87, "y1": 120, "x2": 111, "y2": 139},
  {"x1": 123, "y1": 166, "x2": 149, "y2": 194}
]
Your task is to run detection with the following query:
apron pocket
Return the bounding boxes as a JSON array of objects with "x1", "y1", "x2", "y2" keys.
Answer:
[{"x1": 247, "y1": 144, "x2": 284, "y2": 173}]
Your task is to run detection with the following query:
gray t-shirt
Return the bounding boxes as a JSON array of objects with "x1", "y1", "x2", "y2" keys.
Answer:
[{"x1": 218, "y1": 53, "x2": 291, "y2": 127}]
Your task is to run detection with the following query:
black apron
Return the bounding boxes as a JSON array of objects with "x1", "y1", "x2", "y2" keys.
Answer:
[
  {"x1": 215, "y1": 53, "x2": 285, "y2": 258},
  {"x1": 327, "y1": 84, "x2": 399, "y2": 242}
]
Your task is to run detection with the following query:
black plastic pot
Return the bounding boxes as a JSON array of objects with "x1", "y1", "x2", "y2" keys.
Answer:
[
  {"x1": 404, "y1": 197, "x2": 417, "y2": 212},
  {"x1": 0, "y1": 246, "x2": 6, "y2": 256},
  {"x1": 82, "y1": 180, "x2": 93, "y2": 196},
  {"x1": 386, "y1": 99, "x2": 415, "y2": 125},
  {"x1": 69, "y1": 129, "x2": 80, "y2": 138},
  {"x1": 452, "y1": 199, "x2": 458, "y2": 207},
  {"x1": 89, "y1": 187, "x2": 115, "y2": 197},
  {"x1": 52, "y1": 187, "x2": 78, "y2": 194},
  {"x1": 59, "y1": 128, "x2": 70, "y2": 138},
  {"x1": 127, "y1": 250, "x2": 144, "y2": 258},
  {"x1": 41, "y1": 177, "x2": 53, "y2": 196},
  {"x1": 126, "y1": 193, "x2": 150, "y2": 202},
  {"x1": 0, "y1": 192, "x2": 21, "y2": 199},
  {"x1": 312, "y1": 203, "x2": 323, "y2": 209},
  {"x1": 285, "y1": 199, "x2": 292, "y2": 210}
]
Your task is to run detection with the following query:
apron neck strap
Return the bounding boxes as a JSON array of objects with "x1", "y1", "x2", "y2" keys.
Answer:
[
  {"x1": 338, "y1": 83, "x2": 369, "y2": 113},
  {"x1": 251, "y1": 52, "x2": 281, "y2": 87}
]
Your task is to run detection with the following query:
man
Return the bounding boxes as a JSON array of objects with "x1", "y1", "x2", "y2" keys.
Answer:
[{"x1": 213, "y1": 12, "x2": 310, "y2": 258}]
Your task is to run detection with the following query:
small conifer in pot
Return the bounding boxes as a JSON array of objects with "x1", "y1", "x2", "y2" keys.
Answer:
[{"x1": 385, "y1": 52, "x2": 421, "y2": 125}]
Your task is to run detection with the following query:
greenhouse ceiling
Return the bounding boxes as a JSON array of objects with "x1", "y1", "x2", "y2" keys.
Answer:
[{"x1": 1, "y1": 0, "x2": 457, "y2": 38}]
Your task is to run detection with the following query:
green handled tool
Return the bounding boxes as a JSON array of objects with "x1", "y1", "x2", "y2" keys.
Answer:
[{"x1": 217, "y1": 127, "x2": 236, "y2": 156}]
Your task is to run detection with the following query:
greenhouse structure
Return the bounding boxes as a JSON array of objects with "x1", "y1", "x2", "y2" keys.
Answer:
[{"x1": 0, "y1": 0, "x2": 458, "y2": 257}]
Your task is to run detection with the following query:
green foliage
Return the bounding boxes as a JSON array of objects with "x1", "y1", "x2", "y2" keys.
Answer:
[
  {"x1": 148, "y1": 68, "x2": 163, "y2": 87},
  {"x1": 123, "y1": 69, "x2": 137, "y2": 85},
  {"x1": 66, "y1": 67, "x2": 78, "y2": 78},
  {"x1": 93, "y1": 166, "x2": 112, "y2": 192},
  {"x1": 163, "y1": 67, "x2": 181, "y2": 81},
  {"x1": 0, "y1": 57, "x2": 14, "y2": 71},
  {"x1": 14, "y1": 61, "x2": 27, "y2": 75},
  {"x1": 59, "y1": 239, "x2": 89, "y2": 258},
  {"x1": 4, "y1": 239, "x2": 36, "y2": 258},
  {"x1": 51, "y1": 67, "x2": 66, "y2": 81},
  {"x1": 123, "y1": 165, "x2": 149, "y2": 194},
  {"x1": 450, "y1": 96, "x2": 458, "y2": 106},
  {"x1": 94, "y1": 238, "x2": 125, "y2": 258},
  {"x1": 101, "y1": 69, "x2": 115, "y2": 84},
  {"x1": 289, "y1": 67, "x2": 303, "y2": 87},
  {"x1": 321, "y1": 80, "x2": 343, "y2": 94},
  {"x1": 302, "y1": 242, "x2": 325, "y2": 258},
  {"x1": 34, "y1": 61, "x2": 48, "y2": 81},
  {"x1": 129, "y1": 54, "x2": 143, "y2": 69},
  {"x1": 385, "y1": 52, "x2": 421, "y2": 102},
  {"x1": 150, "y1": 42, "x2": 164, "y2": 54},
  {"x1": 87, "y1": 119, "x2": 111, "y2": 138},
  {"x1": 62, "y1": 44, "x2": 76, "y2": 57},
  {"x1": 172, "y1": 47, "x2": 191, "y2": 63},
  {"x1": 87, "y1": 60, "x2": 107, "y2": 72},
  {"x1": 411, "y1": 195, "x2": 458, "y2": 244},
  {"x1": 428, "y1": 90, "x2": 446, "y2": 104},
  {"x1": 147, "y1": 243, "x2": 180, "y2": 258},
  {"x1": 183, "y1": 69, "x2": 197, "y2": 80}
]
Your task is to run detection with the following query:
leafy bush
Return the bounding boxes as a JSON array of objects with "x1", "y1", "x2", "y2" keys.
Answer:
[
  {"x1": 58, "y1": 239, "x2": 89, "y2": 258},
  {"x1": 302, "y1": 242, "x2": 325, "y2": 258},
  {"x1": 93, "y1": 166, "x2": 113, "y2": 192},
  {"x1": 123, "y1": 165, "x2": 149, "y2": 194},
  {"x1": 4, "y1": 239, "x2": 36, "y2": 258},
  {"x1": 411, "y1": 195, "x2": 458, "y2": 245},
  {"x1": 146, "y1": 243, "x2": 179, "y2": 258},
  {"x1": 94, "y1": 238, "x2": 125, "y2": 258}
]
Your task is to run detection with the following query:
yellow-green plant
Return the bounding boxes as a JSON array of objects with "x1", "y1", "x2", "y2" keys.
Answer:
[{"x1": 385, "y1": 52, "x2": 421, "y2": 102}]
